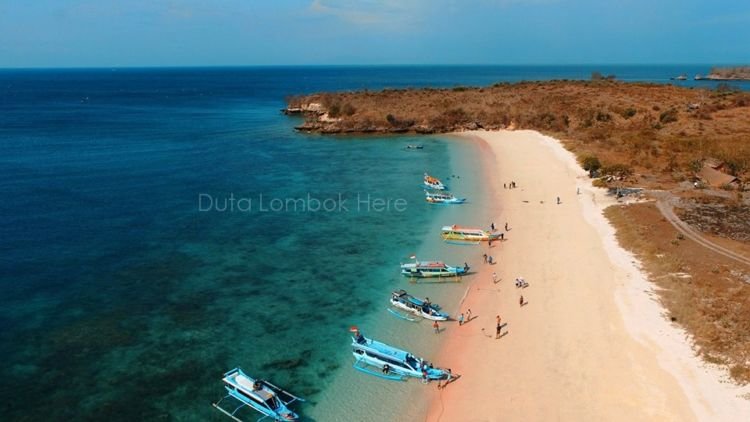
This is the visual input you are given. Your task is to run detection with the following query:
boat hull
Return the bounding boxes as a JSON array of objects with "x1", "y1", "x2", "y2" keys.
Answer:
[
  {"x1": 441, "y1": 225, "x2": 501, "y2": 243},
  {"x1": 400, "y1": 264, "x2": 466, "y2": 278},
  {"x1": 215, "y1": 368, "x2": 302, "y2": 422},
  {"x1": 441, "y1": 232, "x2": 501, "y2": 242},
  {"x1": 426, "y1": 198, "x2": 466, "y2": 204},
  {"x1": 424, "y1": 182, "x2": 446, "y2": 190},
  {"x1": 390, "y1": 298, "x2": 448, "y2": 321},
  {"x1": 351, "y1": 337, "x2": 451, "y2": 381}
]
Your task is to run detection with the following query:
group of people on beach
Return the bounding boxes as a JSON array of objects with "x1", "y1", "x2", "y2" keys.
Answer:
[{"x1": 503, "y1": 181, "x2": 517, "y2": 189}]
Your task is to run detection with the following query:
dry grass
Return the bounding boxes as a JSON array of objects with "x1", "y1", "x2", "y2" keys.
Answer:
[
  {"x1": 605, "y1": 202, "x2": 750, "y2": 384},
  {"x1": 290, "y1": 81, "x2": 750, "y2": 189}
]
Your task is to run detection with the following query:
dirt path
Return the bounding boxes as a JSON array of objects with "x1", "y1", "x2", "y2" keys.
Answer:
[{"x1": 653, "y1": 192, "x2": 750, "y2": 267}]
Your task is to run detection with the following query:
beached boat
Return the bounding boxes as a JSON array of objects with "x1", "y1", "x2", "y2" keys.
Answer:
[
  {"x1": 441, "y1": 225, "x2": 501, "y2": 243},
  {"x1": 390, "y1": 290, "x2": 449, "y2": 321},
  {"x1": 213, "y1": 368, "x2": 304, "y2": 422},
  {"x1": 400, "y1": 258, "x2": 468, "y2": 278},
  {"x1": 423, "y1": 173, "x2": 446, "y2": 190},
  {"x1": 425, "y1": 191, "x2": 466, "y2": 204},
  {"x1": 350, "y1": 327, "x2": 453, "y2": 382}
]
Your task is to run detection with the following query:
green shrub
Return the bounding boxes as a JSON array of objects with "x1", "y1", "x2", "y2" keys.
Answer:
[
  {"x1": 581, "y1": 155, "x2": 602, "y2": 172},
  {"x1": 328, "y1": 103, "x2": 341, "y2": 118},
  {"x1": 342, "y1": 103, "x2": 356, "y2": 116},
  {"x1": 601, "y1": 163, "x2": 634, "y2": 178},
  {"x1": 659, "y1": 108, "x2": 678, "y2": 124},
  {"x1": 622, "y1": 108, "x2": 637, "y2": 119}
]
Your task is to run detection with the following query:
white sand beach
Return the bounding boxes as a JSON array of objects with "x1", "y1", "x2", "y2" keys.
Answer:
[{"x1": 425, "y1": 130, "x2": 750, "y2": 421}]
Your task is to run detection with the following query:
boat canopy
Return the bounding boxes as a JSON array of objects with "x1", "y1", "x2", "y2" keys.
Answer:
[
  {"x1": 443, "y1": 225, "x2": 483, "y2": 233},
  {"x1": 366, "y1": 338, "x2": 411, "y2": 363},
  {"x1": 392, "y1": 290, "x2": 425, "y2": 306},
  {"x1": 416, "y1": 261, "x2": 446, "y2": 268}
]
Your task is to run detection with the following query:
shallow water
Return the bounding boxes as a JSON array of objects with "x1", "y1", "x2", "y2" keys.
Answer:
[{"x1": 1, "y1": 65, "x2": 727, "y2": 421}]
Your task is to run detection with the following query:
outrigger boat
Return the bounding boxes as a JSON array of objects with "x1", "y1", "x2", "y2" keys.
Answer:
[
  {"x1": 425, "y1": 191, "x2": 466, "y2": 204},
  {"x1": 213, "y1": 368, "x2": 304, "y2": 422},
  {"x1": 400, "y1": 257, "x2": 469, "y2": 278},
  {"x1": 423, "y1": 173, "x2": 446, "y2": 190},
  {"x1": 390, "y1": 290, "x2": 449, "y2": 321},
  {"x1": 350, "y1": 327, "x2": 453, "y2": 382},
  {"x1": 441, "y1": 224, "x2": 502, "y2": 244}
]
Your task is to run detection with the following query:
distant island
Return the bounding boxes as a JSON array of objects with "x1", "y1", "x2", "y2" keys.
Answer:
[{"x1": 695, "y1": 66, "x2": 750, "y2": 81}]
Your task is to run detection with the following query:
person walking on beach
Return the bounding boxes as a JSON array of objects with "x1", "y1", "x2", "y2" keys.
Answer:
[
  {"x1": 433, "y1": 320, "x2": 440, "y2": 334},
  {"x1": 492, "y1": 272, "x2": 497, "y2": 283},
  {"x1": 467, "y1": 308, "x2": 472, "y2": 321},
  {"x1": 557, "y1": 196, "x2": 561, "y2": 205},
  {"x1": 495, "y1": 315, "x2": 502, "y2": 339},
  {"x1": 519, "y1": 295, "x2": 525, "y2": 307},
  {"x1": 504, "y1": 183, "x2": 507, "y2": 189},
  {"x1": 483, "y1": 253, "x2": 488, "y2": 264},
  {"x1": 491, "y1": 222, "x2": 495, "y2": 231},
  {"x1": 458, "y1": 313, "x2": 464, "y2": 326},
  {"x1": 500, "y1": 233, "x2": 504, "y2": 240},
  {"x1": 505, "y1": 222, "x2": 509, "y2": 231}
]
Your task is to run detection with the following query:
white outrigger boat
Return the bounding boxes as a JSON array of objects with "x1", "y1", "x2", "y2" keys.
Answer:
[
  {"x1": 390, "y1": 290, "x2": 449, "y2": 321},
  {"x1": 425, "y1": 191, "x2": 466, "y2": 204},
  {"x1": 441, "y1": 224, "x2": 502, "y2": 244},
  {"x1": 212, "y1": 368, "x2": 304, "y2": 422},
  {"x1": 400, "y1": 257, "x2": 469, "y2": 278},
  {"x1": 350, "y1": 327, "x2": 453, "y2": 382},
  {"x1": 424, "y1": 173, "x2": 446, "y2": 190}
]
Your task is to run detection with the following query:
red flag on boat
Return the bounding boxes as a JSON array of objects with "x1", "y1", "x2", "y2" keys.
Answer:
[{"x1": 349, "y1": 326, "x2": 359, "y2": 333}]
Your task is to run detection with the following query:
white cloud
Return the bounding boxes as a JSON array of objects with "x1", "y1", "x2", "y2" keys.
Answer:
[
  {"x1": 308, "y1": 0, "x2": 557, "y2": 27},
  {"x1": 308, "y1": 0, "x2": 426, "y2": 27}
]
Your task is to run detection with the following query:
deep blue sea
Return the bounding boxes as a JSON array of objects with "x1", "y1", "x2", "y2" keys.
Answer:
[{"x1": 0, "y1": 65, "x2": 745, "y2": 421}]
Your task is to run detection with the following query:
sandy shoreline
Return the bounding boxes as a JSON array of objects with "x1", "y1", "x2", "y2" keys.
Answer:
[{"x1": 425, "y1": 130, "x2": 750, "y2": 421}]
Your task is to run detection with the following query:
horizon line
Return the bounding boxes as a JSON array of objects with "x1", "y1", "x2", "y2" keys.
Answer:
[{"x1": 0, "y1": 63, "x2": 740, "y2": 71}]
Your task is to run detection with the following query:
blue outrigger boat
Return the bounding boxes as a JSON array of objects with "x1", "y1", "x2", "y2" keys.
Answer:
[
  {"x1": 350, "y1": 327, "x2": 453, "y2": 382},
  {"x1": 212, "y1": 368, "x2": 304, "y2": 422},
  {"x1": 390, "y1": 290, "x2": 449, "y2": 321}
]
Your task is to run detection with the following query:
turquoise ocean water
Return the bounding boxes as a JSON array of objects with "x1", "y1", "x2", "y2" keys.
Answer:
[{"x1": 1, "y1": 65, "x2": 745, "y2": 421}]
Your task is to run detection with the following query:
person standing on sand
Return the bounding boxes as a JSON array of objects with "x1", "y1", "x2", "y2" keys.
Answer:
[
  {"x1": 483, "y1": 253, "x2": 488, "y2": 263},
  {"x1": 505, "y1": 222, "x2": 509, "y2": 231},
  {"x1": 433, "y1": 320, "x2": 440, "y2": 334},
  {"x1": 519, "y1": 295, "x2": 524, "y2": 307},
  {"x1": 492, "y1": 272, "x2": 497, "y2": 283},
  {"x1": 491, "y1": 222, "x2": 495, "y2": 231},
  {"x1": 458, "y1": 313, "x2": 464, "y2": 326},
  {"x1": 467, "y1": 309, "x2": 472, "y2": 321},
  {"x1": 557, "y1": 196, "x2": 561, "y2": 204},
  {"x1": 495, "y1": 315, "x2": 502, "y2": 338},
  {"x1": 503, "y1": 183, "x2": 507, "y2": 189}
]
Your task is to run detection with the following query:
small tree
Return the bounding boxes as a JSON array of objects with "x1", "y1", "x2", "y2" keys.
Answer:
[
  {"x1": 328, "y1": 103, "x2": 341, "y2": 118},
  {"x1": 601, "y1": 163, "x2": 634, "y2": 178},
  {"x1": 581, "y1": 155, "x2": 602, "y2": 172},
  {"x1": 342, "y1": 103, "x2": 356, "y2": 116}
]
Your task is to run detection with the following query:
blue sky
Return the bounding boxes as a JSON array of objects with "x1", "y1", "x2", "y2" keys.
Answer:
[{"x1": 0, "y1": 0, "x2": 748, "y2": 67}]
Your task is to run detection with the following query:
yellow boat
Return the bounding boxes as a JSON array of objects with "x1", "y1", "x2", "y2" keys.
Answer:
[{"x1": 441, "y1": 225, "x2": 501, "y2": 243}]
